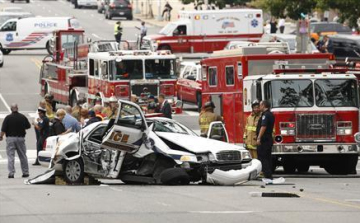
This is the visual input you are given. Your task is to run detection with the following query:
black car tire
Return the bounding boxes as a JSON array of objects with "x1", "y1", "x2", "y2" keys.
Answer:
[
  {"x1": 297, "y1": 164, "x2": 310, "y2": 173},
  {"x1": 160, "y1": 168, "x2": 190, "y2": 185},
  {"x1": 0, "y1": 62, "x2": 3, "y2": 68},
  {"x1": 282, "y1": 158, "x2": 296, "y2": 174},
  {"x1": 26, "y1": 0, "x2": 30, "y2": 3},
  {"x1": 127, "y1": 15, "x2": 133, "y2": 20},
  {"x1": 63, "y1": 158, "x2": 85, "y2": 184}
]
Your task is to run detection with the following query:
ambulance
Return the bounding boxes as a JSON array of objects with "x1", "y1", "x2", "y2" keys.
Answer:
[
  {"x1": 0, "y1": 17, "x2": 81, "y2": 55},
  {"x1": 141, "y1": 9, "x2": 263, "y2": 53}
]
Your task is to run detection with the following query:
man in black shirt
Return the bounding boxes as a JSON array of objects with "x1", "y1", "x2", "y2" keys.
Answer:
[
  {"x1": 32, "y1": 107, "x2": 50, "y2": 165},
  {"x1": 0, "y1": 104, "x2": 31, "y2": 178},
  {"x1": 256, "y1": 100, "x2": 275, "y2": 181}
]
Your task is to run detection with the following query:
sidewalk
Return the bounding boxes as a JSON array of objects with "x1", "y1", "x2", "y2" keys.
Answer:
[{"x1": 133, "y1": 0, "x2": 194, "y2": 27}]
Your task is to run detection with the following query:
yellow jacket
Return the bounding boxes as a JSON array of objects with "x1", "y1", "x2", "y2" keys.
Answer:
[
  {"x1": 114, "y1": 24, "x2": 122, "y2": 35},
  {"x1": 199, "y1": 110, "x2": 222, "y2": 135},
  {"x1": 244, "y1": 112, "x2": 260, "y2": 150}
]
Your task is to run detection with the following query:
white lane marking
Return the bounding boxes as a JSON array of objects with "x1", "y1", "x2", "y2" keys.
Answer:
[
  {"x1": 109, "y1": 187, "x2": 123, "y2": 192},
  {"x1": 157, "y1": 202, "x2": 171, "y2": 207},
  {"x1": 92, "y1": 33, "x2": 103, "y2": 39},
  {"x1": 0, "y1": 93, "x2": 11, "y2": 113},
  {"x1": 345, "y1": 199, "x2": 360, "y2": 203},
  {"x1": 189, "y1": 211, "x2": 255, "y2": 214}
]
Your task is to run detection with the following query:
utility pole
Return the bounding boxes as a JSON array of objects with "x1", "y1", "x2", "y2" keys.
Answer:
[{"x1": 157, "y1": 0, "x2": 162, "y2": 21}]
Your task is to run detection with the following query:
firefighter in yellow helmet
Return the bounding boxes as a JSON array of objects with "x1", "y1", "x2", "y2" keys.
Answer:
[
  {"x1": 199, "y1": 101, "x2": 222, "y2": 137},
  {"x1": 244, "y1": 100, "x2": 261, "y2": 159}
]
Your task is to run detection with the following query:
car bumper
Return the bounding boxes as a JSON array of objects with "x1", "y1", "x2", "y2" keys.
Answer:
[
  {"x1": 272, "y1": 143, "x2": 359, "y2": 154},
  {"x1": 109, "y1": 9, "x2": 132, "y2": 17},
  {"x1": 206, "y1": 159, "x2": 262, "y2": 186}
]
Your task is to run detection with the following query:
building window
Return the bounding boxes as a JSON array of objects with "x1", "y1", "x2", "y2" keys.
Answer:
[
  {"x1": 225, "y1": 66, "x2": 234, "y2": 85},
  {"x1": 208, "y1": 67, "x2": 217, "y2": 86}
]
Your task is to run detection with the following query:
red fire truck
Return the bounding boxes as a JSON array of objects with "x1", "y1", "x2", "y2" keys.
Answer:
[
  {"x1": 39, "y1": 29, "x2": 89, "y2": 105},
  {"x1": 200, "y1": 47, "x2": 359, "y2": 174},
  {"x1": 40, "y1": 30, "x2": 181, "y2": 112},
  {"x1": 141, "y1": 9, "x2": 263, "y2": 53},
  {"x1": 86, "y1": 50, "x2": 180, "y2": 110}
]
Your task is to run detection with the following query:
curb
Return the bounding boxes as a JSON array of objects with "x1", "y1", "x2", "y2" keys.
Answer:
[{"x1": 134, "y1": 16, "x2": 164, "y2": 28}]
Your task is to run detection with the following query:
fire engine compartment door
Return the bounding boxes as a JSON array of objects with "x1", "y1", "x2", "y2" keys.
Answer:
[
  {"x1": 211, "y1": 94, "x2": 223, "y2": 117},
  {"x1": 102, "y1": 100, "x2": 149, "y2": 153},
  {"x1": 243, "y1": 77, "x2": 263, "y2": 113}
]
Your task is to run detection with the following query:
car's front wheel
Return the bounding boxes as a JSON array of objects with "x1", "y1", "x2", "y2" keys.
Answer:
[
  {"x1": 160, "y1": 168, "x2": 190, "y2": 185},
  {"x1": 63, "y1": 158, "x2": 85, "y2": 184}
]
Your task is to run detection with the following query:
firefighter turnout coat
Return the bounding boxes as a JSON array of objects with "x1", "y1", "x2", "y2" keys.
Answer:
[{"x1": 244, "y1": 112, "x2": 260, "y2": 150}]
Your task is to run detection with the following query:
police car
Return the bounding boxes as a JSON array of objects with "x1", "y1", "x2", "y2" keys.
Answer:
[
  {"x1": 0, "y1": 17, "x2": 81, "y2": 55},
  {"x1": 29, "y1": 100, "x2": 261, "y2": 186}
]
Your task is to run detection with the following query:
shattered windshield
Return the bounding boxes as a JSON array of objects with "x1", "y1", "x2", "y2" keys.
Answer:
[
  {"x1": 264, "y1": 80, "x2": 314, "y2": 108},
  {"x1": 153, "y1": 121, "x2": 192, "y2": 135},
  {"x1": 145, "y1": 59, "x2": 176, "y2": 79},
  {"x1": 315, "y1": 79, "x2": 358, "y2": 107}
]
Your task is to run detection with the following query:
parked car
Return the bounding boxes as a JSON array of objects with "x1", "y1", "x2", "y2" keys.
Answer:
[
  {"x1": 30, "y1": 100, "x2": 261, "y2": 186},
  {"x1": 97, "y1": 0, "x2": 106, "y2": 13},
  {"x1": 73, "y1": 0, "x2": 97, "y2": 9},
  {"x1": 310, "y1": 22, "x2": 352, "y2": 41},
  {"x1": 330, "y1": 34, "x2": 360, "y2": 61},
  {"x1": 177, "y1": 62, "x2": 202, "y2": 110},
  {"x1": 259, "y1": 33, "x2": 319, "y2": 53},
  {"x1": 0, "y1": 50, "x2": 3, "y2": 67},
  {"x1": 104, "y1": 0, "x2": 133, "y2": 20}
]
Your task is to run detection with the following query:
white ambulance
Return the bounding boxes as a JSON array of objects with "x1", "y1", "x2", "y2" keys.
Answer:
[
  {"x1": 141, "y1": 9, "x2": 263, "y2": 53},
  {"x1": 0, "y1": 17, "x2": 81, "y2": 55}
]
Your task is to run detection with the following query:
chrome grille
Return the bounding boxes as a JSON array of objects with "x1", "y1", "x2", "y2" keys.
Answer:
[
  {"x1": 131, "y1": 84, "x2": 158, "y2": 97},
  {"x1": 216, "y1": 151, "x2": 241, "y2": 162},
  {"x1": 296, "y1": 114, "x2": 335, "y2": 142}
]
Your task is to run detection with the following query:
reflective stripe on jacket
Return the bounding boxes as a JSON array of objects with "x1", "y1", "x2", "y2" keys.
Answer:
[
  {"x1": 199, "y1": 111, "x2": 222, "y2": 135},
  {"x1": 244, "y1": 112, "x2": 260, "y2": 150}
]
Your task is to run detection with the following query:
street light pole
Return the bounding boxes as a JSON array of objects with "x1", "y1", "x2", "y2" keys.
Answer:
[{"x1": 157, "y1": 0, "x2": 162, "y2": 21}]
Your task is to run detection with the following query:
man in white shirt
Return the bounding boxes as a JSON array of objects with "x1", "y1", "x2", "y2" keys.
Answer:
[{"x1": 279, "y1": 18, "x2": 285, "y2": 34}]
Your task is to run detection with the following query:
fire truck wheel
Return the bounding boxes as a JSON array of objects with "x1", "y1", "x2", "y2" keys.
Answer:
[
  {"x1": 26, "y1": 0, "x2": 29, "y2": 3},
  {"x1": 282, "y1": 159, "x2": 296, "y2": 174},
  {"x1": 296, "y1": 164, "x2": 310, "y2": 173},
  {"x1": 325, "y1": 155, "x2": 358, "y2": 175},
  {"x1": 0, "y1": 62, "x2": 3, "y2": 67}
]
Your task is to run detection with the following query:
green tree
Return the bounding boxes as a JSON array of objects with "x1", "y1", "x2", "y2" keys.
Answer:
[
  {"x1": 318, "y1": 0, "x2": 360, "y2": 29},
  {"x1": 251, "y1": 0, "x2": 317, "y2": 20}
]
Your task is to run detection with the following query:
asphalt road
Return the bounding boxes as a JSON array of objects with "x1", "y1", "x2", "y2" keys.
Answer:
[{"x1": 0, "y1": 1, "x2": 360, "y2": 222}]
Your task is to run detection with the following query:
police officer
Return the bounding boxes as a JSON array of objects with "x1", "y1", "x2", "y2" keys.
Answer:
[
  {"x1": 114, "y1": 21, "x2": 123, "y2": 44},
  {"x1": 199, "y1": 101, "x2": 222, "y2": 137},
  {"x1": 256, "y1": 100, "x2": 275, "y2": 181},
  {"x1": 244, "y1": 100, "x2": 261, "y2": 159}
]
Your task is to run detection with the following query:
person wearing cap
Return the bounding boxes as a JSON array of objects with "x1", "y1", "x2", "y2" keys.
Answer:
[
  {"x1": 114, "y1": 21, "x2": 123, "y2": 43},
  {"x1": 0, "y1": 104, "x2": 31, "y2": 178},
  {"x1": 44, "y1": 94, "x2": 55, "y2": 120},
  {"x1": 32, "y1": 107, "x2": 50, "y2": 165},
  {"x1": 244, "y1": 100, "x2": 261, "y2": 159},
  {"x1": 199, "y1": 101, "x2": 222, "y2": 136},
  {"x1": 85, "y1": 110, "x2": 102, "y2": 127}
]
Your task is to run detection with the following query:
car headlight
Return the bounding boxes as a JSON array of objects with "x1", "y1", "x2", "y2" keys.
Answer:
[
  {"x1": 180, "y1": 155, "x2": 197, "y2": 162},
  {"x1": 241, "y1": 150, "x2": 251, "y2": 159}
]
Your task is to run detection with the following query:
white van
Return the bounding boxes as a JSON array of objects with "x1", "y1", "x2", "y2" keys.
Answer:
[{"x1": 0, "y1": 17, "x2": 81, "y2": 55}]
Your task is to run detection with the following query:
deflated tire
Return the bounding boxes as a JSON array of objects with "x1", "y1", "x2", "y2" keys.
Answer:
[{"x1": 160, "y1": 168, "x2": 190, "y2": 185}]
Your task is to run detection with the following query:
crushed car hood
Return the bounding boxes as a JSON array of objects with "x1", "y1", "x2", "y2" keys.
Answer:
[{"x1": 155, "y1": 132, "x2": 243, "y2": 154}]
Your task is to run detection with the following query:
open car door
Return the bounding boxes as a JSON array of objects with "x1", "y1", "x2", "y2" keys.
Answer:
[
  {"x1": 102, "y1": 100, "x2": 149, "y2": 153},
  {"x1": 207, "y1": 121, "x2": 229, "y2": 143}
]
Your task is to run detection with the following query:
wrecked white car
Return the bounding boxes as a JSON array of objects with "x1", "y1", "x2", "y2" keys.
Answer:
[{"x1": 31, "y1": 100, "x2": 261, "y2": 186}]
